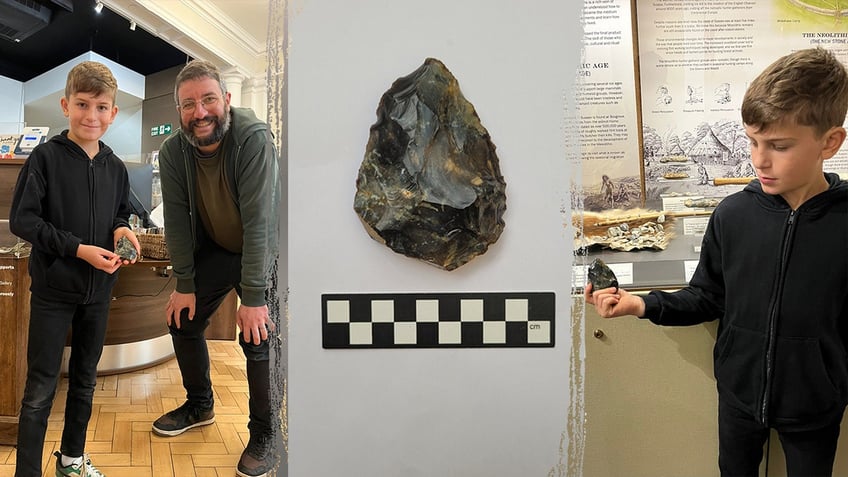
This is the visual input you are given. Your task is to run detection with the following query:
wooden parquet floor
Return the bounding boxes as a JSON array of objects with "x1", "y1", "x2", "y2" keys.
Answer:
[{"x1": 0, "y1": 340, "x2": 250, "y2": 477}]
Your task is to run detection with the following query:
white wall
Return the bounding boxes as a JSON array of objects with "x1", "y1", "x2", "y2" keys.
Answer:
[
  {"x1": 0, "y1": 76, "x2": 24, "y2": 133},
  {"x1": 106, "y1": 101, "x2": 143, "y2": 161},
  {"x1": 288, "y1": 1, "x2": 582, "y2": 476},
  {"x1": 23, "y1": 52, "x2": 144, "y2": 104}
]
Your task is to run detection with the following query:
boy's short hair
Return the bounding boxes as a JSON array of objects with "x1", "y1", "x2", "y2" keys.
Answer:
[
  {"x1": 65, "y1": 61, "x2": 118, "y2": 102},
  {"x1": 173, "y1": 59, "x2": 228, "y2": 104},
  {"x1": 742, "y1": 47, "x2": 848, "y2": 136}
]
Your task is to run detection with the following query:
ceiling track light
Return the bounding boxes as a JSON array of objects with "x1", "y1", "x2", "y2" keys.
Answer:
[
  {"x1": 129, "y1": 20, "x2": 136, "y2": 31},
  {"x1": 94, "y1": 2, "x2": 104, "y2": 13}
]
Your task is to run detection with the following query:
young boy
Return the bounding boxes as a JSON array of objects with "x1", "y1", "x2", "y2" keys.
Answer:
[
  {"x1": 586, "y1": 47, "x2": 848, "y2": 476},
  {"x1": 9, "y1": 61, "x2": 140, "y2": 477}
]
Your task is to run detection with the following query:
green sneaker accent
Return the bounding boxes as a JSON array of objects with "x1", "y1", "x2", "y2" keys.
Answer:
[{"x1": 54, "y1": 451, "x2": 106, "y2": 477}]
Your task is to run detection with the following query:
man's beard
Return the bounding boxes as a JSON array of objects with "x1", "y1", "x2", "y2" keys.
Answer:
[{"x1": 182, "y1": 107, "x2": 231, "y2": 148}]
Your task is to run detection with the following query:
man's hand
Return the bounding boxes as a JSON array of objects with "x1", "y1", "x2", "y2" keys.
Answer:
[
  {"x1": 584, "y1": 284, "x2": 646, "y2": 318},
  {"x1": 113, "y1": 226, "x2": 141, "y2": 265},
  {"x1": 237, "y1": 304, "x2": 275, "y2": 345},
  {"x1": 166, "y1": 291, "x2": 196, "y2": 329},
  {"x1": 76, "y1": 244, "x2": 121, "y2": 274}
]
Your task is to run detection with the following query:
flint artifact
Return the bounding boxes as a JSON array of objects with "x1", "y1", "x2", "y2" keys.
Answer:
[
  {"x1": 116, "y1": 236, "x2": 137, "y2": 261},
  {"x1": 588, "y1": 258, "x2": 618, "y2": 291},
  {"x1": 354, "y1": 58, "x2": 506, "y2": 270}
]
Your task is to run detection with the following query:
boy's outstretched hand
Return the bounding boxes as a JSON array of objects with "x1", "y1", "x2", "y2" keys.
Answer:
[
  {"x1": 585, "y1": 284, "x2": 646, "y2": 318},
  {"x1": 76, "y1": 244, "x2": 121, "y2": 274}
]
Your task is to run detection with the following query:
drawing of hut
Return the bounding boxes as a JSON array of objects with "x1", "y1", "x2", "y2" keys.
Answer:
[
  {"x1": 666, "y1": 141, "x2": 685, "y2": 157},
  {"x1": 688, "y1": 128, "x2": 731, "y2": 165}
]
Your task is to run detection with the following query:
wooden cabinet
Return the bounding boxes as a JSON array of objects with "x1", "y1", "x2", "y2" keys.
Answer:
[
  {"x1": 0, "y1": 159, "x2": 24, "y2": 220},
  {"x1": 107, "y1": 264, "x2": 237, "y2": 344},
  {"x1": 0, "y1": 255, "x2": 30, "y2": 445}
]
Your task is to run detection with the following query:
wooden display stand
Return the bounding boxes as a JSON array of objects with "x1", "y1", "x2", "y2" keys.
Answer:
[{"x1": 0, "y1": 254, "x2": 30, "y2": 445}]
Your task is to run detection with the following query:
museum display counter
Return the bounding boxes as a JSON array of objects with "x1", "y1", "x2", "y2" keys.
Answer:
[
  {"x1": 60, "y1": 260, "x2": 238, "y2": 376},
  {"x1": 62, "y1": 259, "x2": 177, "y2": 375}
]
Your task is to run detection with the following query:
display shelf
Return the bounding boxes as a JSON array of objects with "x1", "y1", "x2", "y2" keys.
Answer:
[{"x1": 574, "y1": 229, "x2": 704, "y2": 291}]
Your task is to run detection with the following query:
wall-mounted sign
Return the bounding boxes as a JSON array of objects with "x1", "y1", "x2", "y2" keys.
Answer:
[{"x1": 150, "y1": 123, "x2": 172, "y2": 137}]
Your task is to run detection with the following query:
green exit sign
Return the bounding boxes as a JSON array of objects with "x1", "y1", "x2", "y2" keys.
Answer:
[{"x1": 150, "y1": 123, "x2": 172, "y2": 137}]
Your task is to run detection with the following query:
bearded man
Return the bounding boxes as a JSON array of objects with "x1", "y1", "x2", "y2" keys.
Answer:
[{"x1": 152, "y1": 59, "x2": 281, "y2": 477}]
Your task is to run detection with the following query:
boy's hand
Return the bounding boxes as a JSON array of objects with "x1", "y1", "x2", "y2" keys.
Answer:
[
  {"x1": 76, "y1": 244, "x2": 121, "y2": 274},
  {"x1": 113, "y1": 227, "x2": 141, "y2": 265},
  {"x1": 584, "y1": 284, "x2": 646, "y2": 318}
]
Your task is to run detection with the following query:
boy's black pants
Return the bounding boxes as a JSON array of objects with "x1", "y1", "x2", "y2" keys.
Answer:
[
  {"x1": 167, "y1": 240, "x2": 272, "y2": 435},
  {"x1": 719, "y1": 398, "x2": 842, "y2": 477},
  {"x1": 15, "y1": 294, "x2": 110, "y2": 477}
]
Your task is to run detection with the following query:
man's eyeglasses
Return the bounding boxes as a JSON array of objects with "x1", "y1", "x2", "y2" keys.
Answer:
[{"x1": 178, "y1": 96, "x2": 220, "y2": 113}]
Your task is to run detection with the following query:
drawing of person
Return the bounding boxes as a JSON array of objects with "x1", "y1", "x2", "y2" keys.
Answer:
[
  {"x1": 656, "y1": 85, "x2": 672, "y2": 105},
  {"x1": 601, "y1": 174, "x2": 615, "y2": 208},
  {"x1": 697, "y1": 162, "x2": 709, "y2": 185}
]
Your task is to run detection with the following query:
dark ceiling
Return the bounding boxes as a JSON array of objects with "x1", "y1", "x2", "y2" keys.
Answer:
[{"x1": 0, "y1": 0, "x2": 189, "y2": 82}]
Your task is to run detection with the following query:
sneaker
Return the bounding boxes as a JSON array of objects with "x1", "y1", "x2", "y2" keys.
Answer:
[
  {"x1": 54, "y1": 451, "x2": 106, "y2": 477},
  {"x1": 236, "y1": 430, "x2": 276, "y2": 477},
  {"x1": 151, "y1": 401, "x2": 215, "y2": 436}
]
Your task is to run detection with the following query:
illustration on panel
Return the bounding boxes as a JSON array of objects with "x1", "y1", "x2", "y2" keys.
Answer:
[{"x1": 643, "y1": 119, "x2": 754, "y2": 203}]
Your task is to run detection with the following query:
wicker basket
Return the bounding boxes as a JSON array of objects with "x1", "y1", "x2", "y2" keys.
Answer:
[{"x1": 137, "y1": 231, "x2": 169, "y2": 260}]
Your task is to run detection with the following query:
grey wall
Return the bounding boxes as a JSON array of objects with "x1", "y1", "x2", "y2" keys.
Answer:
[
  {"x1": 288, "y1": 1, "x2": 583, "y2": 475},
  {"x1": 142, "y1": 65, "x2": 182, "y2": 156}
]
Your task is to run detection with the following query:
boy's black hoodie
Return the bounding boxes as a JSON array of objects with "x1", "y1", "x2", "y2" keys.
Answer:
[
  {"x1": 9, "y1": 131, "x2": 132, "y2": 304},
  {"x1": 642, "y1": 172, "x2": 848, "y2": 431}
]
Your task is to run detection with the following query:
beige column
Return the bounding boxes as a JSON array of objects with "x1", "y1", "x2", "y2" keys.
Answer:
[
  {"x1": 242, "y1": 76, "x2": 268, "y2": 122},
  {"x1": 221, "y1": 68, "x2": 246, "y2": 108}
]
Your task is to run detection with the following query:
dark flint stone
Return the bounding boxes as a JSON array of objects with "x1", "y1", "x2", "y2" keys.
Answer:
[
  {"x1": 588, "y1": 258, "x2": 618, "y2": 291},
  {"x1": 354, "y1": 58, "x2": 506, "y2": 271},
  {"x1": 116, "y1": 236, "x2": 137, "y2": 261}
]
